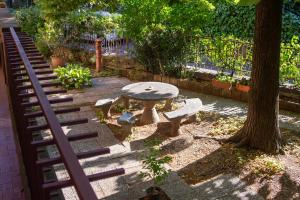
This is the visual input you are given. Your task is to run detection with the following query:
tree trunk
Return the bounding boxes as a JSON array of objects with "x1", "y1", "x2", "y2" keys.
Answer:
[{"x1": 228, "y1": 0, "x2": 283, "y2": 153}]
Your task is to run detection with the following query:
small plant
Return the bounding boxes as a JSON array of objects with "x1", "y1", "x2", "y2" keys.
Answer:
[
  {"x1": 215, "y1": 73, "x2": 234, "y2": 83},
  {"x1": 180, "y1": 68, "x2": 196, "y2": 80},
  {"x1": 54, "y1": 63, "x2": 92, "y2": 89},
  {"x1": 237, "y1": 77, "x2": 250, "y2": 86},
  {"x1": 140, "y1": 139, "x2": 172, "y2": 184}
]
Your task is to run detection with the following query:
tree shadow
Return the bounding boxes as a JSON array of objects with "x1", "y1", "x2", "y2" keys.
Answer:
[
  {"x1": 160, "y1": 137, "x2": 193, "y2": 156},
  {"x1": 252, "y1": 172, "x2": 300, "y2": 200},
  {"x1": 177, "y1": 144, "x2": 244, "y2": 185}
]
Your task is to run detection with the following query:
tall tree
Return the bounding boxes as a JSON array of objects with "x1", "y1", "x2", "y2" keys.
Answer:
[{"x1": 228, "y1": 0, "x2": 283, "y2": 153}]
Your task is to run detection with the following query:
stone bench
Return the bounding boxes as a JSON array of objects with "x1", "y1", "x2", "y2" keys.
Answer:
[
  {"x1": 163, "y1": 98, "x2": 202, "y2": 136},
  {"x1": 95, "y1": 97, "x2": 121, "y2": 118},
  {"x1": 117, "y1": 112, "x2": 136, "y2": 134}
]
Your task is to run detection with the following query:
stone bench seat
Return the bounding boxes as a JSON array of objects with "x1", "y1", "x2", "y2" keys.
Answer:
[
  {"x1": 117, "y1": 112, "x2": 136, "y2": 134},
  {"x1": 164, "y1": 98, "x2": 202, "y2": 136},
  {"x1": 95, "y1": 96, "x2": 120, "y2": 118}
]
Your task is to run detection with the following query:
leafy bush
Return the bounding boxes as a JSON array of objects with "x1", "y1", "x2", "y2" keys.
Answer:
[
  {"x1": 34, "y1": 20, "x2": 65, "y2": 57},
  {"x1": 121, "y1": 0, "x2": 214, "y2": 74},
  {"x1": 62, "y1": 10, "x2": 120, "y2": 43},
  {"x1": 280, "y1": 36, "x2": 300, "y2": 87},
  {"x1": 134, "y1": 28, "x2": 190, "y2": 74},
  {"x1": 54, "y1": 64, "x2": 92, "y2": 89},
  {"x1": 35, "y1": 38, "x2": 51, "y2": 57},
  {"x1": 36, "y1": 0, "x2": 120, "y2": 58},
  {"x1": 15, "y1": 6, "x2": 44, "y2": 37}
]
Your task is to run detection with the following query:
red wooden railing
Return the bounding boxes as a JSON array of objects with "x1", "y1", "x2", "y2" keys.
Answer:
[{"x1": 1, "y1": 27, "x2": 125, "y2": 200}]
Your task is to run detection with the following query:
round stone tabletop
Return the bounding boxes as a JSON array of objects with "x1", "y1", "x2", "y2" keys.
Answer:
[{"x1": 121, "y1": 82, "x2": 179, "y2": 101}]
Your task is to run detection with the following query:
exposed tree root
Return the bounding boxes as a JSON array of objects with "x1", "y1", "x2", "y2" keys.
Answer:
[
  {"x1": 225, "y1": 128, "x2": 245, "y2": 143},
  {"x1": 225, "y1": 126, "x2": 282, "y2": 154},
  {"x1": 193, "y1": 135, "x2": 223, "y2": 143},
  {"x1": 235, "y1": 137, "x2": 249, "y2": 148}
]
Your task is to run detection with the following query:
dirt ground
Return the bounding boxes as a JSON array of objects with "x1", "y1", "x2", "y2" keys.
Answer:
[{"x1": 101, "y1": 101, "x2": 300, "y2": 200}]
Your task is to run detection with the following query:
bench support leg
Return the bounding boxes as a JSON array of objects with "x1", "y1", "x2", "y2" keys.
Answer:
[
  {"x1": 141, "y1": 101, "x2": 159, "y2": 125},
  {"x1": 186, "y1": 115, "x2": 197, "y2": 123},
  {"x1": 163, "y1": 99, "x2": 173, "y2": 111},
  {"x1": 101, "y1": 104, "x2": 112, "y2": 118},
  {"x1": 169, "y1": 119, "x2": 181, "y2": 137},
  {"x1": 122, "y1": 124, "x2": 133, "y2": 135},
  {"x1": 123, "y1": 97, "x2": 130, "y2": 109}
]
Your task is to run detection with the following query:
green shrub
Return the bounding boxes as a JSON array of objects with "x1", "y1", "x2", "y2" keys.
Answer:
[
  {"x1": 62, "y1": 10, "x2": 120, "y2": 43},
  {"x1": 36, "y1": 21, "x2": 65, "y2": 55},
  {"x1": 134, "y1": 28, "x2": 190, "y2": 74},
  {"x1": 121, "y1": 0, "x2": 214, "y2": 74},
  {"x1": 15, "y1": 6, "x2": 44, "y2": 37},
  {"x1": 35, "y1": 37, "x2": 51, "y2": 57},
  {"x1": 280, "y1": 36, "x2": 300, "y2": 87},
  {"x1": 54, "y1": 64, "x2": 92, "y2": 89}
]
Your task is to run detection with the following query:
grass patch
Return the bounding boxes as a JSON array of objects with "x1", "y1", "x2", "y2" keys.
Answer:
[
  {"x1": 232, "y1": 147, "x2": 284, "y2": 178},
  {"x1": 252, "y1": 157, "x2": 284, "y2": 177},
  {"x1": 209, "y1": 116, "x2": 245, "y2": 136}
]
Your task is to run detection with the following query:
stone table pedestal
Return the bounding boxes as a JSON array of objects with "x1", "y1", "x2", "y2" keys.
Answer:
[{"x1": 140, "y1": 101, "x2": 159, "y2": 125}]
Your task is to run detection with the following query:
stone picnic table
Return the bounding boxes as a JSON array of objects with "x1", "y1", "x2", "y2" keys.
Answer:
[{"x1": 121, "y1": 82, "x2": 179, "y2": 125}]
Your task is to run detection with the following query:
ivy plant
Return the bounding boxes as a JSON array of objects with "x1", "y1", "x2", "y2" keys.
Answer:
[{"x1": 206, "y1": 0, "x2": 300, "y2": 41}]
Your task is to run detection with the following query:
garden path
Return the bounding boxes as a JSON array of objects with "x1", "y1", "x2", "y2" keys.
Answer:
[
  {"x1": 0, "y1": 7, "x2": 17, "y2": 28},
  {"x1": 47, "y1": 77, "x2": 300, "y2": 200}
]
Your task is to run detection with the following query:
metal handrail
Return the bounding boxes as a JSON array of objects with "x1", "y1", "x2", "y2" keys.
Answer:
[{"x1": 9, "y1": 27, "x2": 98, "y2": 200}]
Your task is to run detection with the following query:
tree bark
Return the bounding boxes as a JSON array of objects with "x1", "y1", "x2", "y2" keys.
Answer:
[{"x1": 228, "y1": 0, "x2": 283, "y2": 153}]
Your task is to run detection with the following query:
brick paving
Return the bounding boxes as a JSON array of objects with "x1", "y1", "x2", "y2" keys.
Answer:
[{"x1": 0, "y1": 68, "x2": 26, "y2": 199}]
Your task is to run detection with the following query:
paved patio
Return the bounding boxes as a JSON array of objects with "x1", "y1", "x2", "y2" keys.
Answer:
[{"x1": 44, "y1": 77, "x2": 300, "y2": 200}]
